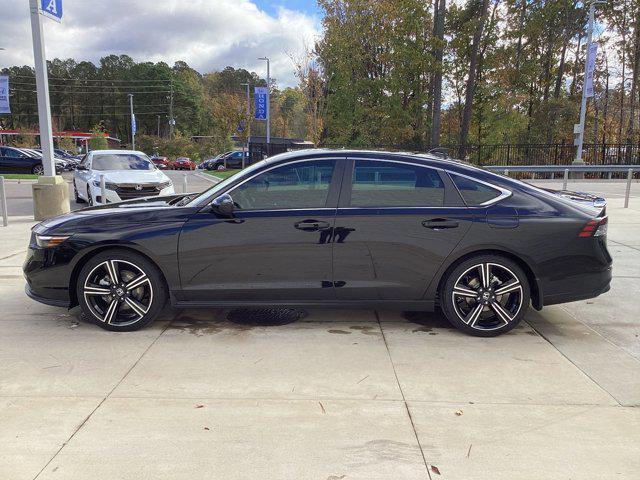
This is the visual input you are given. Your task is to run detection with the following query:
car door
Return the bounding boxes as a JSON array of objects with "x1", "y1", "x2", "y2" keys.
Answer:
[
  {"x1": 74, "y1": 155, "x2": 91, "y2": 198},
  {"x1": 228, "y1": 152, "x2": 243, "y2": 169},
  {"x1": 177, "y1": 158, "x2": 344, "y2": 302},
  {"x1": 0, "y1": 147, "x2": 14, "y2": 173},
  {"x1": 0, "y1": 147, "x2": 29, "y2": 173},
  {"x1": 332, "y1": 157, "x2": 474, "y2": 301}
]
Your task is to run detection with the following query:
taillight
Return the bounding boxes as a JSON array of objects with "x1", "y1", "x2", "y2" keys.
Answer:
[{"x1": 579, "y1": 217, "x2": 608, "y2": 237}]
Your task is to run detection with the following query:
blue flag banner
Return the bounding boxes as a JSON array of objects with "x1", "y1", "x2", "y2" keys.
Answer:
[
  {"x1": 0, "y1": 76, "x2": 10, "y2": 114},
  {"x1": 131, "y1": 114, "x2": 137, "y2": 135},
  {"x1": 40, "y1": 0, "x2": 63, "y2": 22},
  {"x1": 254, "y1": 87, "x2": 268, "y2": 120}
]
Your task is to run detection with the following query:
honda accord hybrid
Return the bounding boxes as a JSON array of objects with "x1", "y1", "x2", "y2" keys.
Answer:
[{"x1": 23, "y1": 150, "x2": 612, "y2": 336}]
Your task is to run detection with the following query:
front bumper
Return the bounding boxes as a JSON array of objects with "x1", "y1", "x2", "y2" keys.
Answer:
[
  {"x1": 92, "y1": 185, "x2": 175, "y2": 205},
  {"x1": 23, "y1": 241, "x2": 73, "y2": 307}
]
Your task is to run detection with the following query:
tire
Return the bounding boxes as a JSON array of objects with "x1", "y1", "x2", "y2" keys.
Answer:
[
  {"x1": 87, "y1": 187, "x2": 94, "y2": 206},
  {"x1": 32, "y1": 164, "x2": 44, "y2": 175},
  {"x1": 440, "y1": 254, "x2": 530, "y2": 337},
  {"x1": 76, "y1": 249, "x2": 167, "y2": 332},
  {"x1": 74, "y1": 182, "x2": 86, "y2": 203},
  {"x1": 217, "y1": 164, "x2": 225, "y2": 171}
]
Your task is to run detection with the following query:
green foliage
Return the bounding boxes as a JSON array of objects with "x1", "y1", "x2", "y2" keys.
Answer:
[{"x1": 88, "y1": 124, "x2": 108, "y2": 150}]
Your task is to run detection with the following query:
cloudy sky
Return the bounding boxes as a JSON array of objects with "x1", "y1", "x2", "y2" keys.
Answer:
[{"x1": 0, "y1": 0, "x2": 322, "y2": 87}]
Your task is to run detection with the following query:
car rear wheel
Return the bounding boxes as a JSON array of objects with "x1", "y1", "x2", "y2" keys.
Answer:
[
  {"x1": 217, "y1": 164, "x2": 225, "y2": 170},
  {"x1": 32, "y1": 164, "x2": 44, "y2": 175},
  {"x1": 76, "y1": 250, "x2": 167, "y2": 331},
  {"x1": 440, "y1": 254, "x2": 530, "y2": 337}
]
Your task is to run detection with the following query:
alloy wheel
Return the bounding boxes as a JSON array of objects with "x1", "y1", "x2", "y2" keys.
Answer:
[
  {"x1": 82, "y1": 259, "x2": 154, "y2": 327},
  {"x1": 32, "y1": 164, "x2": 44, "y2": 175},
  {"x1": 451, "y1": 262, "x2": 523, "y2": 332}
]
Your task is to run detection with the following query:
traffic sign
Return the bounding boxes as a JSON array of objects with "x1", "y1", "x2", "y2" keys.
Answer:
[
  {"x1": 40, "y1": 0, "x2": 63, "y2": 22},
  {"x1": 254, "y1": 87, "x2": 267, "y2": 120}
]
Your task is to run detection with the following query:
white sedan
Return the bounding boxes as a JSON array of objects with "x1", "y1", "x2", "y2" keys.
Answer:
[{"x1": 73, "y1": 150, "x2": 175, "y2": 205}]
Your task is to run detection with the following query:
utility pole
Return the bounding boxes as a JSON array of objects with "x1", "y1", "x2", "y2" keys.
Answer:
[
  {"x1": 28, "y1": 0, "x2": 55, "y2": 176},
  {"x1": 240, "y1": 82, "x2": 251, "y2": 168},
  {"x1": 574, "y1": 0, "x2": 604, "y2": 164},
  {"x1": 128, "y1": 93, "x2": 135, "y2": 150},
  {"x1": 258, "y1": 57, "x2": 270, "y2": 152},
  {"x1": 157, "y1": 115, "x2": 161, "y2": 137},
  {"x1": 169, "y1": 80, "x2": 174, "y2": 139}
]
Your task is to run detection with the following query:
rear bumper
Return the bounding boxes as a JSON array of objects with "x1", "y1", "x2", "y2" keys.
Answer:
[{"x1": 542, "y1": 264, "x2": 612, "y2": 307}]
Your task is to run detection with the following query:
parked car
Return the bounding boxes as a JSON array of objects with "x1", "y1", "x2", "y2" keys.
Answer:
[
  {"x1": 173, "y1": 157, "x2": 196, "y2": 170},
  {"x1": 29, "y1": 148, "x2": 77, "y2": 171},
  {"x1": 72, "y1": 150, "x2": 174, "y2": 205},
  {"x1": 150, "y1": 156, "x2": 171, "y2": 170},
  {"x1": 207, "y1": 150, "x2": 249, "y2": 170},
  {"x1": 0, "y1": 146, "x2": 63, "y2": 175},
  {"x1": 24, "y1": 150, "x2": 611, "y2": 335}
]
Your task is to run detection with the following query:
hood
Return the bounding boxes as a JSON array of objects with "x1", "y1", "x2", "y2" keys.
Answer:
[
  {"x1": 96, "y1": 169, "x2": 169, "y2": 184},
  {"x1": 35, "y1": 194, "x2": 196, "y2": 234}
]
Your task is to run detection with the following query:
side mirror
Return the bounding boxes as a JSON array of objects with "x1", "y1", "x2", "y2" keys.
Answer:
[
  {"x1": 76, "y1": 164, "x2": 87, "y2": 171},
  {"x1": 210, "y1": 193, "x2": 234, "y2": 216}
]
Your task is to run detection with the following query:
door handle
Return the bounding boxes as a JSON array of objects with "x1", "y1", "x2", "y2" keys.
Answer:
[
  {"x1": 294, "y1": 220, "x2": 331, "y2": 231},
  {"x1": 422, "y1": 218, "x2": 459, "y2": 230}
]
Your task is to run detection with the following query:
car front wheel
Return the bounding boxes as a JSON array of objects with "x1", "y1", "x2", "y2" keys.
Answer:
[
  {"x1": 76, "y1": 250, "x2": 167, "y2": 331},
  {"x1": 440, "y1": 255, "x2": 530, "y2": 337}
]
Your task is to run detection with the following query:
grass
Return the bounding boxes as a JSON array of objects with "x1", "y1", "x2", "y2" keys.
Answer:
[
  {"x1": 203, "y1": 169, "x2": 241, "y2": 180},
  {"x1": 0, "y1": 173, "x2": 39, "y2": 180}
]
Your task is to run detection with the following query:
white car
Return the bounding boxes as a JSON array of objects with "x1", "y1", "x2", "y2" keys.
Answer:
[{"x1": 73, "y1": 150, "x2": 175, "y2": 205}]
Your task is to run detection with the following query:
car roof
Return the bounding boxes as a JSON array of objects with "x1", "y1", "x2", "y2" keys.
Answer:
[{"x1": 90, "y1": 150, "x2": 146, "y2": 155}]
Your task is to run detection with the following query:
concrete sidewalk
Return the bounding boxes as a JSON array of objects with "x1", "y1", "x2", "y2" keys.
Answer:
[{"x1": 0, "y1": 194, "x2": 639, "y2": 480}]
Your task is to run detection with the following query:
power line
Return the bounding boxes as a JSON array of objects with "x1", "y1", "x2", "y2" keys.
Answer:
[
  {"x1": 4, "y1": 74, "x2": 172, "y2": 83},
  {"x1": 10, "y1": 88, "x2": 171, "y2": 94},
  {"x1": 7, "y1": 111, "x2": 169, "y2": 117}
]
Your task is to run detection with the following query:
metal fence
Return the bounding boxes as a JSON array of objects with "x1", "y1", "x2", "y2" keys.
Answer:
[{"x1": 430, "y1": 143, "x2": 640, "y2": 166}]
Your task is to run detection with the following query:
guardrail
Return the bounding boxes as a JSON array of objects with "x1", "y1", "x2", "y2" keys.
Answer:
[
  {"x1": 484, "y1": 165, "x2": 639, "y2": 208},
  {"x1": 0, "y1": 176, "x2": 8, "y2": 226}
]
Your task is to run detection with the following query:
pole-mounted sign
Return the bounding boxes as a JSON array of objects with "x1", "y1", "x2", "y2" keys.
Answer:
[
  {"x1": 40, "y1": 0, "x2": 63, "y2": 22},
  {"x1": 585, "y1": 43, "x2": 598, "y2": 98},
  {"x1": 254, "y1": 87, "x2": 267, "y2": 120},
  {"x1": 0, "y1": 76, "x2": 10, "y2": 114}
]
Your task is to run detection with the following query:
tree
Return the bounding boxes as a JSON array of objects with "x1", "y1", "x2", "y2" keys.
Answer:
[{"x1": 458, "y1": 0, "x2": 491, "y2": 160}]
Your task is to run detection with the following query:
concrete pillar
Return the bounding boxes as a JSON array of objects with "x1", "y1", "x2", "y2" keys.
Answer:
[{"x1": 32, "y1": 176, "x2": 70, "y2": 221}]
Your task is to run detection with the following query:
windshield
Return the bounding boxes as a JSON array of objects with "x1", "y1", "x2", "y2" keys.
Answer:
[
  {"x1": 187, "y1": 160, "x2": 267, "y2": 207},
  {"x1": 92, "y1": 154, "x2": 154, "y2": 171}
]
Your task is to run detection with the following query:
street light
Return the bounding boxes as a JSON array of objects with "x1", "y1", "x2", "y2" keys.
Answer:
[
  {"x1": 257, "y1": 57, "x2": 270, "y2": 151},
  {"x1": 240, "y1": 82, "x2": 251, "y2": 169},
  {"x1": 574, "y1": 0, "x2": 605, "y2": 164}
]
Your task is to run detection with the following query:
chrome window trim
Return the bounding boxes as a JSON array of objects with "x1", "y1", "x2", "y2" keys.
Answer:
[
  {"x1": 445, "y1": 170, "x2": 512, "y2": 207},
  {"x1": 197, "y1": 157, "x2": 345, "y2": 210}
]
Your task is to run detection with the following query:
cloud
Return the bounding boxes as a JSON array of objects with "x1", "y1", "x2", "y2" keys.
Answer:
[{"x1": 0, "y1": 0, "x2": 321, "y2": 87}]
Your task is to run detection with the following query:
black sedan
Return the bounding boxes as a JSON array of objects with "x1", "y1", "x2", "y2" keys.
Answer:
[
  {"x1": 23, "y1": 150, "x2": 612, "y2": 336},
  {"x1": 0, "y1": 146, "x2": 63, "y2": 175}
]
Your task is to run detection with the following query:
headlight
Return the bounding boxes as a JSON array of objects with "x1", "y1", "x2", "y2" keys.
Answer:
[
  {"x1": 158, "y1": 181, "x2": 173, "y2": 190},
  {"x1": 35, "y1": 234, "x2": 70, "y2": 248},
  {"x1": 92, "y1": 180, "x2": 118, "y2": 190}
]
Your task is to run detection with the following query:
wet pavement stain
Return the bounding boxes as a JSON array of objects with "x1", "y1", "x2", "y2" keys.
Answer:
[
  {"x1": 349, "y1": 325, "x2": 381, "y2": 336},
  {"x1": 327, "y1": 329, "x2": 352, "y2": 335}
]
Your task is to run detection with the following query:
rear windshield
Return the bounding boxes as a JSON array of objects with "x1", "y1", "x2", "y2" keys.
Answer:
[{"x1": 92, "y1": 154, "x2": 154, "y2": 171}]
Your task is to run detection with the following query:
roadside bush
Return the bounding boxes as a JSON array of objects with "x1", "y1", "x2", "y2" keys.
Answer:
[{"x1": 88, "y1": 124, "x2": 108, "y2": 150}]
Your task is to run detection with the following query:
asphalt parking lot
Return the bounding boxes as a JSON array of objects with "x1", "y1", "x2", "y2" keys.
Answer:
[{"x1": 1, "y1": 177, "x2": 639, "y2": 480}]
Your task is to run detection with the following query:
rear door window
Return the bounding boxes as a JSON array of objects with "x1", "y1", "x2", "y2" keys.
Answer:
[
  {"x1": 450, "y1": 174, "x2": 503, "y2": 206},
  {"x1": 349, "y1": 160, "x2": 445, "y2": 207}
]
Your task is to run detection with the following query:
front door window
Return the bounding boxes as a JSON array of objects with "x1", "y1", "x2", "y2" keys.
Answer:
[{"x1": 231, "y1": 160, "x2": 336, "y2": 210}]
